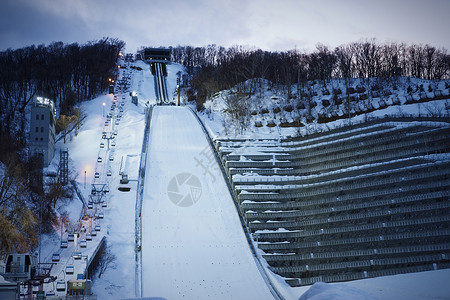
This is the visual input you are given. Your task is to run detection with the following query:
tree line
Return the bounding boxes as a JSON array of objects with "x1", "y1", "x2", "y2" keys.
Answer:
[
  {"x1": 169, "y1": 40, "x2": 449, "y2": 108},
  {"x1": 0, "y1": 37, "x2": 124, "y2": 143},
  {"x1": 0, "y1": 37, "x2": 124, "y2": 255}
]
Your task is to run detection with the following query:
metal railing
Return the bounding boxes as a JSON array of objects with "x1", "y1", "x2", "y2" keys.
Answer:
[{"x1": 135, "y1": 105, "x2": 154, "y2": 298}]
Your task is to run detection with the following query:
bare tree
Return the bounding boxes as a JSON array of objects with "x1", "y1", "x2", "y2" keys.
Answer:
[
  {"x1": 335, "y1": 44, "x2": 354, "y2": 78},
  {"x1": 222, "y1": 90, "x2": 250, "y2": 134},
  {"x1": 97, "y1": 243, "x2": 117, "y2": 279},
  {"x1": 408, "y1": 44, "x2": 425, "y2": 78}
]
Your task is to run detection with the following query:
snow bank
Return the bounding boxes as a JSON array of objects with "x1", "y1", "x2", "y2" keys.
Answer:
[{"x1": 299, "y1": 282, "x2": 378, "y2": 300}]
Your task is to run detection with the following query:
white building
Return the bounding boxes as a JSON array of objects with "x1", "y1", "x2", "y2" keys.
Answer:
[{"x1": 29, "y1": 97, "x2": 56, "y2": 166}]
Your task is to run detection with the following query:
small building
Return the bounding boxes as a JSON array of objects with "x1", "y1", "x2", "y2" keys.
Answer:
[
  {"x1": 29, "y1": 97, "x2": 56, "y2": 166},
  {"x1": 0, "y1": 253, "x2": 37, "y2": 282},
  {"x1": 66, "y1": 279, "x2": 92, "y2": 297},
  {"x1": 141, "y1": 47, "x2": 171, "y2": 63}
]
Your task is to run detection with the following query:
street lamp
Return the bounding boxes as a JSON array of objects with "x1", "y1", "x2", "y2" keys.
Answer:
[{"x1": 102, "y1": 102, "x2": 106, "y2": 117}]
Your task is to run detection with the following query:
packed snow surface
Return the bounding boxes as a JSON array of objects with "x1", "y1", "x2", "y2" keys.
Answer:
[{"x1": 141, "y1": 106, "x2": 273, "y2": 299}]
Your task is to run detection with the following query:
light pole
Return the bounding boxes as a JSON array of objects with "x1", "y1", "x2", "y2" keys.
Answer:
[
  {"x1": 84, "y1": 170, "x2": 87, "y2": 189},
  {"x1": 177, "y1": 76, "x2": 181, "y2": 106},
  {"x1": 102, "y1": 102, "x2": 106, "y2": 117}
]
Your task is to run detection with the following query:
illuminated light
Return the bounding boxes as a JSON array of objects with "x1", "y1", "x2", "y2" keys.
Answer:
[
  {"x1": 102, "y1": 102, "x2": 106, "y2": 106},
  {"x1": 84, "y1": 164, "x2": 93, "y2": 175}
]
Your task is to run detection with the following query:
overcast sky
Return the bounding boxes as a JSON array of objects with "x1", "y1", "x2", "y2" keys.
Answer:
[{"x1": 0, "y1": 0, "x2": 449, "y2": 53}]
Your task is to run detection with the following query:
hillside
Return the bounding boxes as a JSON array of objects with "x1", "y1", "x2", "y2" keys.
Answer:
[
  {"x1": 196, "y1": 75, "x2": 450, "y2": 299},
  {"x1": 200, "y1": 76, "x2": 450, "y2": 139},
  {"x1": 1, "y1": 52, "x2": 449, "y2": 299}
]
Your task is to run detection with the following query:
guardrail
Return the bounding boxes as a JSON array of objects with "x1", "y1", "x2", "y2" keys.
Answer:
[{"x1": 135, "y1": 105, "x2": 154, "y2": 298}]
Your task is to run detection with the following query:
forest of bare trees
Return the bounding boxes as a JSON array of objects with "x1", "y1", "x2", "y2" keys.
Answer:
[
  {"x1": 0, "y1": 37, "x2": 124, "y2": 255},
  {"x1": 0, "y1": 37, "x2": 124, "y2": 145},
  {"x1": 169, "y1": 40, "x2": 449, "y2": 109}
]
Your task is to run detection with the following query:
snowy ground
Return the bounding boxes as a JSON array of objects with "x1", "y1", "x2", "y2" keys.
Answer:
[
  {"x1": 141, "y1": 106, "x2": 274, "y2": 299},
  {"x1": 288, "y1": 268, "x2": 450, "y2": 300},
  {"x1": 36, "y1": 59, "x2": 450, "y2": 300}
]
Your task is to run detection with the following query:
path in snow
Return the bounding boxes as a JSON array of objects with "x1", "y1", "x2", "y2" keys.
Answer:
[{"x1": 141, "y1": 106, "x2": 274, "y2": 299}]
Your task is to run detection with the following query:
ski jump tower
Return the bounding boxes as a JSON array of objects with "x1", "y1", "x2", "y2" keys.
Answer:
[{"x1": 142, "y1": 47, "x2": 171, "y2": 105}]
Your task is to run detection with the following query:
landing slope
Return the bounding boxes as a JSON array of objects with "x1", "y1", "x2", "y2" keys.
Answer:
[{"x1": 141, "y1": 106, "x2": 273, "y2": 299}]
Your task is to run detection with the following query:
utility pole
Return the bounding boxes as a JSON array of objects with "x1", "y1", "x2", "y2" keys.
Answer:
[{"x1": 177, "y1": 76, "x2": 181, "y2": 106}]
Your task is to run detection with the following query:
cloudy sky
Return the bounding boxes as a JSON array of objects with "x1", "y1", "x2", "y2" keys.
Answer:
[{"x1": 0, "y1": 0, "x2": 449, "y2": 53}]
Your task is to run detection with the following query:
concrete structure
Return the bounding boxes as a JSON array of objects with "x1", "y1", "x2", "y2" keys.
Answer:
[
  {"x1": 0, "y1": 275, "x2": 18, "y2": 300},
  {"x1": 141, "y1": 47, "x2": 171, "y2": 63},
  {"x1": 217, "y1": 117, "x2": 450, "y2": 286},
  {"x1": 29, "y1": 97, "x2": 56, "y2": 166}
]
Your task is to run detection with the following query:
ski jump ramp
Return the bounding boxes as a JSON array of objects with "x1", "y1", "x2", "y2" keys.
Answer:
[{"x1": 141, "y1": 106, "x2": 275, "y2": 299}]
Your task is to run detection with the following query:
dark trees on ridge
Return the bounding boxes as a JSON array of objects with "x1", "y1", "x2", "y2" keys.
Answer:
[{"x1": 169, "y1": 41, "x2": 449, "y2": 110}]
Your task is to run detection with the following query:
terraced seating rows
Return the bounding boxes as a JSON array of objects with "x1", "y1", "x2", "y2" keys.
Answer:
[
  {"x1": 257, "y1": 225, "x2": 450, "y2": 250},
  {"x1": 245, "y1": 190, "x2": 449, "y2": 221},
  {"x1": 240, "y1": 177, "x2": 450, "y2": 205},
  {"x1": 263, "y1": 243, "x2": 450, "y2": 262},
  {"x1": 235, "y1": 159, "x2": 447, "y2": 187},
  {"x1": 237, "y1": 162, "x2": 449, "y2": 198},
  {"x1": 215, "y1": 118, "x2": 450, "y2": 286},
  {"x1": 237, "y1": 167, "x2": 448, "y2": 208},
  {"x1": 248, "y1": 201, "x2": 450, "y2": 231},
  {"x1": 226, "y1": 131, "x2": 448, "y2": 174}
]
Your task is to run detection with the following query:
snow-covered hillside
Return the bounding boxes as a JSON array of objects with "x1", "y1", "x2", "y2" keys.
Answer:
[
  {"x1": 200, "y1": 77, "x2": 450, "y2": 139},
  {"x1": 40, "y1": 58, "x2": 450, "y2": 300}
]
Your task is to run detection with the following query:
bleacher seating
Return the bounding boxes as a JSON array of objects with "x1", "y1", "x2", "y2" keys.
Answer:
[{"x1": 215, "y1": 117, "x2": 450, "y2": 286}]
